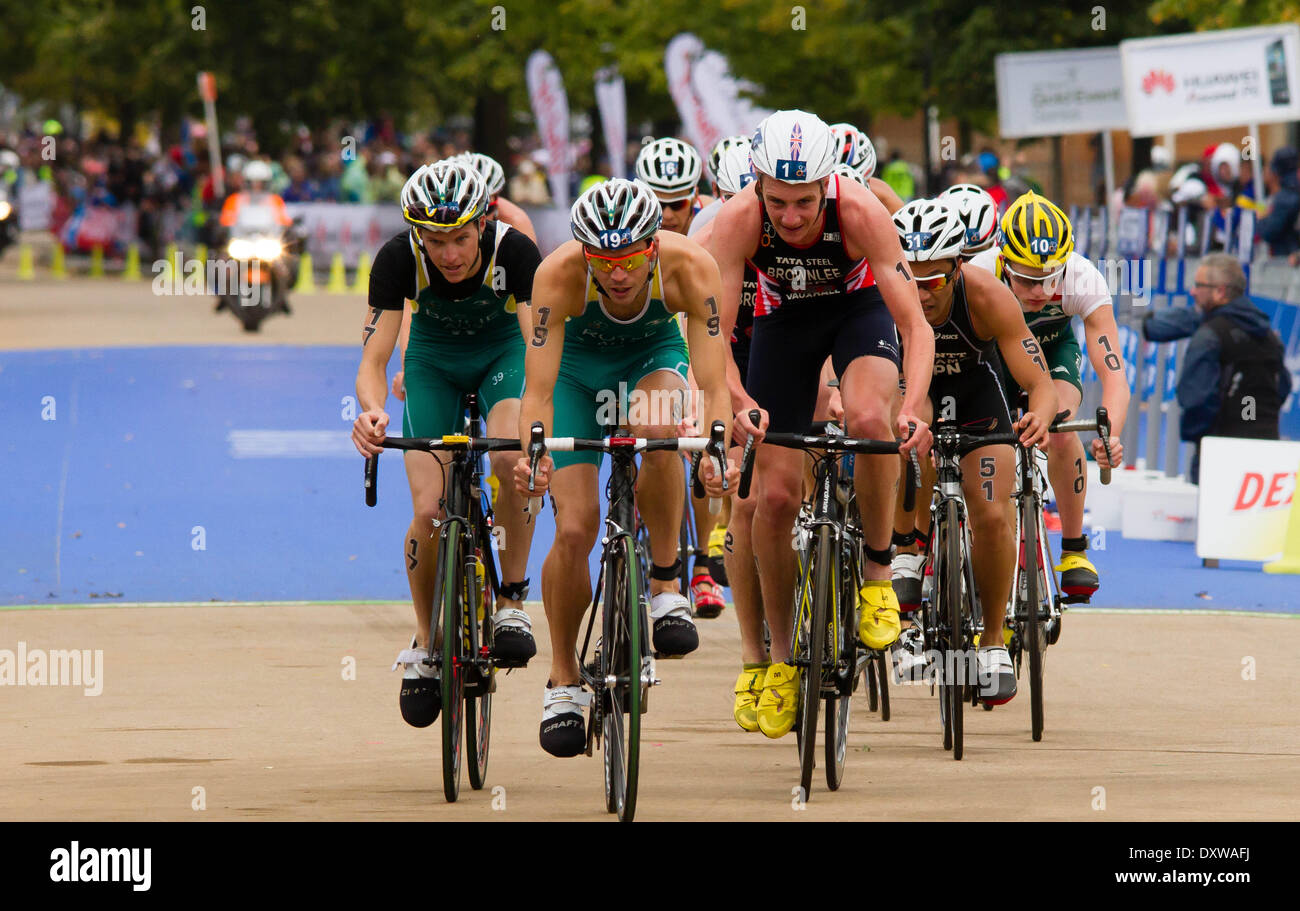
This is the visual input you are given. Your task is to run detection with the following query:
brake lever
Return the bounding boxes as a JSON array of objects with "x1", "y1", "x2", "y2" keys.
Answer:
[
  {"x1": 738, "y1": 409, "x2": 761, "y2": 499},
  {"x1": 526, "y1": 421, "x2": 545, "y2": 518},
  {"x1": 1096, "y1": 407, "x2": 1113, "y2": 485}
]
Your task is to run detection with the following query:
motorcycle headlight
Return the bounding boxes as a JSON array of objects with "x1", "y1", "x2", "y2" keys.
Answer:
[
  {"x1": 253, "y1": 238, "x2": 284, "y2": 260},
  {"x1": 0, "y1": 201, "x2": 11, "y2": 220},
  {"x1": 228, "y1": 239, "x2": 254, "y2": 259}
]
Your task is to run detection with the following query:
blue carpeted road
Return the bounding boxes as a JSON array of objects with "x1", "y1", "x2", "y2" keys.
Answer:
[{"x1": 1, "y1": 346, "x2": 1296, "y2": 612}]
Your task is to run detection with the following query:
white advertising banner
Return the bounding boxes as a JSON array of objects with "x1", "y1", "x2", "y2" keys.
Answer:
[
  {"x1": 995, "y1": 48, "x2": 1128, "y2": 138},
  {"x1": 594, "y1": 66, "x2": 627, "y2": 178},
  {"x1": 665, "y1": 33, "x2": 729, "y2": 157},
  {"x1": 1120, "y1": 24, "x2": 1300, "y2": 136},
  {"x1": 526, "y1": 50, "x2": 571, "y2": 210},
  {"x1": 1196, "y1": 436, "x2": 1300, "y2": 561},
  {"x1": 285, "y1": 202, "x2": 406, "y2": 267}
]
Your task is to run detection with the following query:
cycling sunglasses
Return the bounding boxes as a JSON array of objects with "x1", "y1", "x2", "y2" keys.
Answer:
[
  {"x1": 405, "y1": 202, "x2": 477, "y2": 229},
  {"x1": 913, "y1": 262, "x2": 959, "y2": 291},
  {"x1": 584, "y1": 238, "x2": 658, "y2": 274},
  {"x1": 660, "y1": 197, "x2": 693, "y2": 212},
  {"x1": 1004, "y1": 262, "x2": 1066, "y2": 292}
]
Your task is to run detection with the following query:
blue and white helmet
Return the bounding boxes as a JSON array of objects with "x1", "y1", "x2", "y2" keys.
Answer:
[
  {"x1": 828, "y1": 123, "x2": 876, "y2": 179},
  {"x1": 708, "y1": 135, "x2": 751, "y2": 183},
  {"x1": 635, "y1": 137, "x2": 702, "y2": 200},
  {"x1": 714, "y1": 146, "x2": 757, "y2": 198},
  {"x1": 749, "y1": 110, "x2": 837, "y2": 184},
  {"x1": 571, "y1": 178, "x2": 662, "y2": 250},
  {"x1": 892, "y1": 198, "x2": 967, "y2": 263},
  {"x1": 939, "y1": 183, "x2": 999, "y2": 255}
]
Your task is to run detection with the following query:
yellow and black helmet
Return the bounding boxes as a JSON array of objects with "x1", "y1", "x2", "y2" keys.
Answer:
[{"x1": 999, "y1": 191, "x2": 1073, "y2": 270}]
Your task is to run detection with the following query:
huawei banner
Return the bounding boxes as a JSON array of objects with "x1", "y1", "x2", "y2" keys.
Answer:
[
  {"x1": 1120, "y1": 24, "x2": 1300, "y2": 136},
  {"x1": 594, "y1": 66, "x2": 627, "y2": 178},
  {"x1": 995, "y1": 48, "x2": 1127, "y2": 138},
  {"x1": 526, "y1": 49, "x2": 572, "y2": 210},
  {"x1": 1196, "y1": 436, "x2": 1300, "y2": 562}
]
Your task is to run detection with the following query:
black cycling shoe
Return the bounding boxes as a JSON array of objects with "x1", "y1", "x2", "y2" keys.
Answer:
[
  {"x1": 400, "y1": 674, "x2": 440, "y2": 728},
  {"x1": 539, "y1": 684, "x2": 588, "y2": 758},
  {"x1": 650, "y1": 593, "x2": 699, "y2": 657}
]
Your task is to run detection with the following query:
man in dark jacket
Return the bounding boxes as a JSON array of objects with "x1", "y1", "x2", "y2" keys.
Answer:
[
  {"x1": 1142, "y1": 253, "x2": 1292, "y2": 483},
  {"x1": 1258, "y1": 146, "x2": 1300, "y2": 258}
]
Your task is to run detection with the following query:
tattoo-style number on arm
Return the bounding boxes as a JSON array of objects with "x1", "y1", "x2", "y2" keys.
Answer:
[
  {"x1": 704, "y1": 296, "x2": 720, "y2": 336},
  {"x1": 895, "y1": 261, "x2": 912, "y2": 283},
  {"x1": 363, "y1": 308, "x2": 381, "y2": 346},
  {"x1": 1098, "y1": 334, "x2": 1122, "y2": 372},
  {"x1": 1021, "y1": 336, "x2": 1047, "y2": 372},
  {"x1": 531, "y1": 306, "x2": 551, "y2": 347}
]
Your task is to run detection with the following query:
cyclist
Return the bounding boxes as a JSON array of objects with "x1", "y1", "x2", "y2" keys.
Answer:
[
  {"x1": 704, "y1": 109, "x2": 934, "y2": 739},
  {"x1": 350, "y1": 159, "x2": 542, "y2": 728},
  {"x1": 454, "y1": 151, "x2": 538, "y2": 244},
  {"x1": 830, "y1": 124, "x2": 905, "y2": 214},
  {"x1": 689, "y1": 135, "x2": 753, "y2": 238},
  {"x1": 892, "y1": 182, "x2": 1001, "y2": 613},
  {"x1": 636, "y1": 136, "x2": 725, "y2": 617},
  {"x1": 512, "y1": 178, "x2": 739, "y2": 758},
  {"x1": 967, "y1": 192, "x2": 1128, "y2": 599},
  {"x1": 889, "y1": 199, "x2": 1058, "y2": 699}
]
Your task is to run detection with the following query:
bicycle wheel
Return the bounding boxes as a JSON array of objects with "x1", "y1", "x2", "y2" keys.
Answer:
[
  {"x1": 824, "y1": 541, "x2": 852, "y2": 791},
  {"x1": 794, "y1": 525, "x2": 831, "y2": 801},
  {"x1": 937, "y1": 500, "x2": 964, "y2": 760},
  {"x1": 466, "y1": 543, "x2": 494, "y2": 791},
  {"x1": 874, "y1": 652, "x2": 891, "y2": 721},
  {"x1": 602, "y1": 536, "x2": 642, "y2": 822},
  {"x1": 439, "y1": 521, "x2": 466, "y2": 802},
  {"x1": 866, "y1": 654, "x2": 879, "y2": 712},
  {"x1": 1022, "y1": 491, "x2": 1045, "y2": 742},
  {"x1": 678, "y1": 486, "x2": 695, "y2": 598}
]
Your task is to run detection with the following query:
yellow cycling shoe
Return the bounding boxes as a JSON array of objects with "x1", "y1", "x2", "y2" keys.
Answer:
[
  {"x1": 858, "y1": 581, "x2": 902, "y2": 649},
  {"x1": 707, "y1": 525, "x2": 729, "y2": 586},
  {"x1": 973, "y1": 622, "x2": 1013, "y2": 648},
  {"x1": 1055, "y1": 550, "x2": 1099, "y2": 599},
  {"x1": 733, "y1": 662, "x2": 769, "y2": 732},
  {"x1": 756, "y1": 662, "x2": 801, "y2": 739}
]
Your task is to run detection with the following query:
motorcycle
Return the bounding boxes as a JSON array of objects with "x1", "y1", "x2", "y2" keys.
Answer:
[
  {"x1": 0, "y1": 182, "x2": 17, "y2": 258},
  {"x1": 216, "y1": 210, "x2": 304, "y2": 332}
]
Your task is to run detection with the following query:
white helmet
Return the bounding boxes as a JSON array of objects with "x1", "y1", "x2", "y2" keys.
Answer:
[
  {"x1": 635, "y1": 137, "x2": 702, "y2": 200},
  {"x1": 828, "y1": 123, "x2": 877, "y2": 179},
  {"x1": 832, "y1": 163, "x2": 868, "y2": 189},
  {"x1": 455, "y1": 151, "x2": 506, "y2": 197},
  {"x1": 571, "y1": 177, "x2": 662, "y2": 250},
  {"x1": 1210, "y1": 142, "x2": 1241, "y2": 181},
  {"x1": 749, "y1": 110, "x2": 837, "y2": 184},
  {"x1": 243, "y1": 160, "x2": 273, "y2": 184},
  {"x1": 892, "y1": 198, "x2": 967, "y2": 263},
  {"x1": 714, "y1": 146, "x2": 757, "y2": 198},
  {"x1": 708, "y1": 135, "x2": 751, "y2": 183},
  {"x1": 401, "y1": 159, "x2": 489, "y2": 230},
  {"x1": 939, "y1": 183, "x2": 999, "y2": 255}
]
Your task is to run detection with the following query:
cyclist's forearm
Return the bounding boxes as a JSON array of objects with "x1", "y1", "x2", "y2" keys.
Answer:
[
  {"x1": 519, "y1": 392, "x2": 554, "y2": 443},
  {"x1": 1027, "y1": 380, "x2": 1058, "y2": 429},
  {"x1": 899, "y1": 336, "x2": 933, "y2": 416},
  {"x1": 1097, "y1": 373, "x2": 1130, "y2": 434},
  {"x1": 356, "y1": 363, "x2": 388, "y2": 414}
]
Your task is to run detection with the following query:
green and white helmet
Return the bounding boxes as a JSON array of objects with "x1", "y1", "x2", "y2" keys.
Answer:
[
  {"x1": 401, "y1": 159, "x2": 489, "y2": 231},
  {"x1": 454, "y1": 151, "x2": 506, "y2": 197},
  {"x1": 635, "y1": 137, "x2": 703, "y2": 200},
  {"x1": 571, "y1": 178, "x2": 662, "y2": 250}
]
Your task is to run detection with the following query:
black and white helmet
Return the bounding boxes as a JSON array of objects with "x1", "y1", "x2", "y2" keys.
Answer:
[
  {"x1": 833, "y1": 163, "x2": 868, "y2": 189},
  {"x1": 892, "y1": 198, "x2": 967, "y2": 263},
  {"x1": 939, "y1": 183, "x2": 998, "y2": 255},
  {"x1": 401, "y1": 160, "x2": 489, "y2": 230},
  {"x1": 750, "y1": 110, "x2": 837, "y2": 184},
  {"x1": 635, "y1": 137, "x2": 703, "y2": 200},
  {"x1": 714, "y1": 146, "x2": 757, "y2": 198},
  {"x1": 708, "y1": 135, "x2": 751, "y2": 183},
  {"x1": 571, "y1": 178, "x2": 662, "y2": 250},
  {"x1": 454, "y1": 152, "x2": 506, "y2": 197}
]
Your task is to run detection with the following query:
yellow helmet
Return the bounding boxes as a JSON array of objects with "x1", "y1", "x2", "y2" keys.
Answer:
[{"x1": 999, "y1": 191, "x2": 1073, "y2": 270}]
